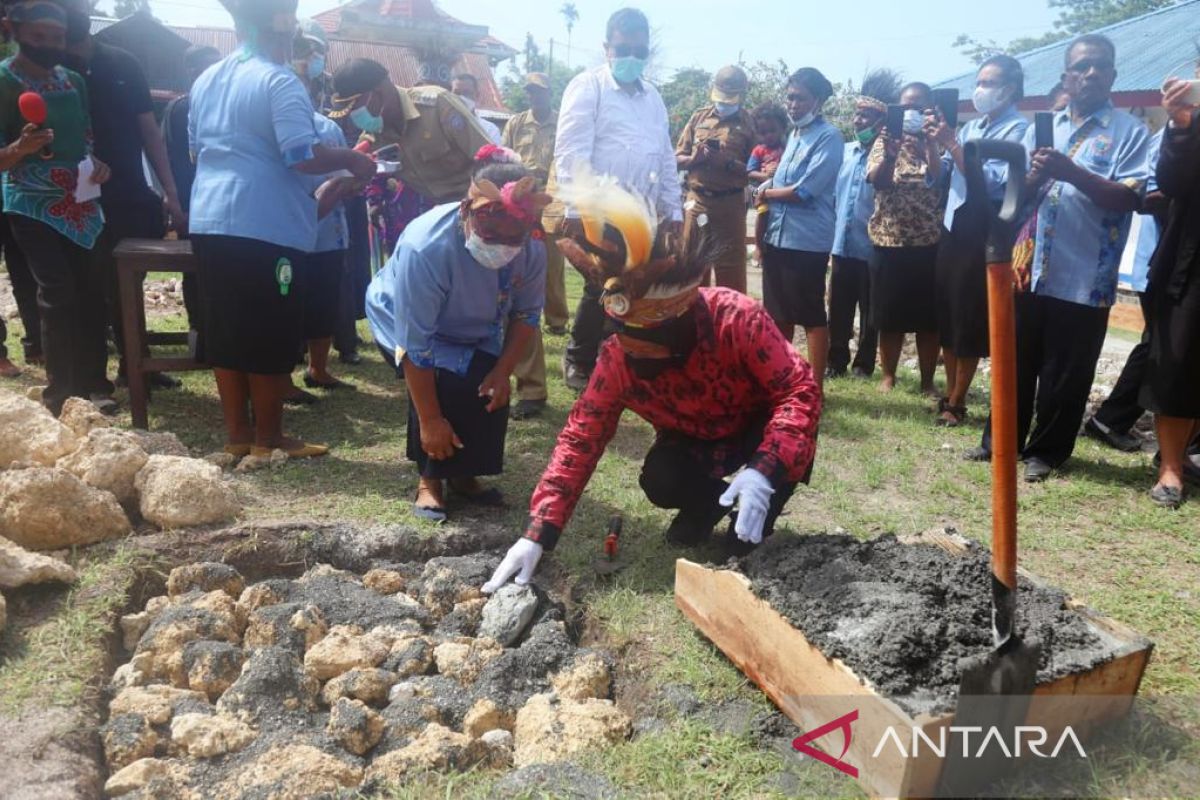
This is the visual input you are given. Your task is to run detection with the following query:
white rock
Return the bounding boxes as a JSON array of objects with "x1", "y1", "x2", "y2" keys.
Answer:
[
  {"x1": 0, "y1": 534, "x2": 77, "y2": 588},
  {"x1": 56, "y1": 429, "x2": 148, "y2": 505},
  {"x1": 131, "y1": 431, "x2": 189, "y2": 457},
  {"x1": 57, "y1": 396, "x2": 112, "y2": 438},
  {"x1": 170, "y1": 712, "x2": 256, "y2": 758},
  {"x1": 479, "y1": 583, "x2": 539, "y2": 646},
  {"x1": 135, "y1": 455, "x2": 240, "y2": 529},
  {"x1": 0, "y1": 467, "x2": 130, "y2": 550},
  {"x1": 0, "y1": 390, "x2": 77, "y2": 468}
]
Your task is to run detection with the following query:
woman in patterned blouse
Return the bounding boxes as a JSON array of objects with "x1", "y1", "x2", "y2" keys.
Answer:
[{"x1": 866, "y1": 81, "x2": 944, "y2": 396}]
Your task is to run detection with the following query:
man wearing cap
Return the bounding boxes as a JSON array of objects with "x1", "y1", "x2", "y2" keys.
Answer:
[
  {"x1": 675, "y1": 65, "x2": 757, "y2": 293},
  {"x1": 329, "y1": 58, "x2": 491, "y2": 206},
  {"x1": 481, "y1": 172, "x2": 821, "y2": 593},
  {"x1": 504, "y1": 73, "x2": 565, "y2": 420}
]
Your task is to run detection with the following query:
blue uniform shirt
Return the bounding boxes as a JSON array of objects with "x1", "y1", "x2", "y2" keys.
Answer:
[
  {"x1": 1027, "y1": 101, "x2": 1151, "y2": 307},
  {"x1": 1129, "y1": 127, "x2": 1163, "y2": 293},
  {"x1": 762, "y1": 117, "x2": 843, "y2": 254},
  {"x1": 311, "y1": 113, "x2": 349, "y2": 254},
  {"x1": 188, "y1": 50, "x2": 320, "y2": 252},
  {"x1": 943, "y1": 105, "x2": 1029, "y2": 231},
  {"x1": 365, "y1": 204, "x2": 546, "y2": 375},
  {"x1": 831, "y1": 140, "x2": 876, "y2": 262}
]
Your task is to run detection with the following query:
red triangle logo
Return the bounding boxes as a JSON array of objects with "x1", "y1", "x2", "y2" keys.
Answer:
[{"x1": 792, "y1": 709, "x2": 859, "y2": 778}]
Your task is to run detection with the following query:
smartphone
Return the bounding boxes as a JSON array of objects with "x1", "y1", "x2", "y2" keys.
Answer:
[
  {"x1": 1034, "y1": 112, "x2": 1054, "y2": 150},
  {"x1": 1184, "y1": 79, "x2": 1200, "y2": 106},
  {"x1": 886, "y1": 104, "x2": 905, "y2": 138},
  {"x1": 932, "y1": 88, "x2": 959, "y2": 129}
]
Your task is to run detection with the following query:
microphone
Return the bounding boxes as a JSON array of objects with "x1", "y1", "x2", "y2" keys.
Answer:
[{"x1": 17, "y1": 92, "x2": 52, "y2": 159}]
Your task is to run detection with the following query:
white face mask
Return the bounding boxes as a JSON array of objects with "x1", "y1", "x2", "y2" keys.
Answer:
[
  {"x1": 972, "y1": 85, "x2": 1008, "y2": 116},
  {"x1": 902, "y1": 109, "x2": 924, "y2": 134},
  {"x1": 465, "y1": 232, "x2": 521, "y2": 270},
  {"x1": 790, "y1": 110, "x2": 815, "y2": 128}
]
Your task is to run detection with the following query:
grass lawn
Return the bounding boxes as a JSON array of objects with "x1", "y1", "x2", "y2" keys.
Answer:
[{"x1": 1, "y1": 268, "x2": 1196, "y2": 798}]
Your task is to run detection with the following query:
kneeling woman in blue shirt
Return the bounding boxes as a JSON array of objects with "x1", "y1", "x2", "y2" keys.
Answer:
[
  {"x1": 367, "y1": 146, "x2": 548, "y2": 521},
  {"x1": 189, "y1": 0, "x2": 373, "y2": 458}
]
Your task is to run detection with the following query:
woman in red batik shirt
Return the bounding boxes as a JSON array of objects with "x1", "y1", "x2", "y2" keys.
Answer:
[{"x1": 483, "y1": 173, "x2": 822, "y2": 593}]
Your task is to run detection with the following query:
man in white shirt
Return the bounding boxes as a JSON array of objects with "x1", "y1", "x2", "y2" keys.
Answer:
[
  {"x1": 553, "y1": 6, "x2": 683, "y2": 391},
  {"x1": 451, "y1": 73, "x2": 502, "y2": 145}
]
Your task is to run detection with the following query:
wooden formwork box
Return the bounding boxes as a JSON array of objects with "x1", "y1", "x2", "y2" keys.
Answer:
[{"x1": 674, "y1": 535, "x2": 1153, "y2": 799}]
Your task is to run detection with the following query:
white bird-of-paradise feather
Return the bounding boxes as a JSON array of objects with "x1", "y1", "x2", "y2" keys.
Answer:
[{"x1": 554, "y1": 165, "x2": 658, "y2": 269}]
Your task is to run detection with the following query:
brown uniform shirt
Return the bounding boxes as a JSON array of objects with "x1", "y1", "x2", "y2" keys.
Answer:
[
  {"x1": 675, "y1": 105, "x2": 757, "y2": 193},
  {"x1": 501, "y1": 108, "x2": 557, "y2": 189},
  {"x1": 364, "y1": 85, "x2": 491, "y2": 204}
]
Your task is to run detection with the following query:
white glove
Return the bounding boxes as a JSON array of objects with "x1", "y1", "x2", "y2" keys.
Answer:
[
  {"x1": 482, "y1": 538, "x2": 544, "y2": 594},
  {"x1": 718, "y1": 468, "x2": 774, "y2": 545}
]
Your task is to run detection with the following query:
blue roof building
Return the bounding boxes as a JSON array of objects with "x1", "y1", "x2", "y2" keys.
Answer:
[{"x1": 934, "y1": 0, "x2": 1200, "y2": 115}]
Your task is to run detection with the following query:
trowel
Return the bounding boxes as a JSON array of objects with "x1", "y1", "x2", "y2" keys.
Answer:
[
  {"x1": 940, "y1": 139, "x2": 1042, "y2": 796},
  {"x1": 591, "y1": 516, "x2": 626, "y2": 576}
]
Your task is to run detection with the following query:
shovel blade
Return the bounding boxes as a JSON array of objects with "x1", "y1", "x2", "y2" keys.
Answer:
[{"x1": 939, "y1": 635, "x2": 1042, "y2": 796}]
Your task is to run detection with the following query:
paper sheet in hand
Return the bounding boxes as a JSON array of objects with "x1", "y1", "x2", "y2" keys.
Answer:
[{"x1": 75, "y1": 158, "x2": 101, "y2": 202}]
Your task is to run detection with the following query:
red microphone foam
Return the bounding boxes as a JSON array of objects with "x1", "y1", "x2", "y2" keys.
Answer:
[{"x1": 18, "y1": 92, "x2": 47, "y2": 125}]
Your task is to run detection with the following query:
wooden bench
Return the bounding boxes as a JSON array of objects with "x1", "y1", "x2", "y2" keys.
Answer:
[{"x1": 115, "y1": 238, "x2": 204, "y2": 429}]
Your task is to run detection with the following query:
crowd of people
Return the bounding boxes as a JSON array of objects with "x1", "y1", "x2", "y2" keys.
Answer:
[{"x1": 0, "y1": 0, "x2": 1197, "y2": 590}]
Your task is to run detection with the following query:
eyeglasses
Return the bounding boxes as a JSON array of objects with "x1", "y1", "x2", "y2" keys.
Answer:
[
  {"x1": 1066, "y1": 58, "x2": 1114, "y2": 74},
  {"x1": 608, "y1": 43, "x2": 650, "y2": 60}
]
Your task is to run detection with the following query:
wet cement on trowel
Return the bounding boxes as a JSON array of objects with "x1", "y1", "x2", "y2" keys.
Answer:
[{"x1": 740, "y1": 534, "x2": 1115, "y2": 716}]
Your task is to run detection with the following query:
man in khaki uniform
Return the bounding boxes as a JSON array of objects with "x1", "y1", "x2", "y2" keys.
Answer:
[
  {"x1": 504, "y1": 73, "x2": 565, "y2": 420},
  {"x1": 675, "y1": 65, "x2": 757, "y2": 293},
  {"x1": 329, "y1": 58, "x2": 490, "y2": 204}
]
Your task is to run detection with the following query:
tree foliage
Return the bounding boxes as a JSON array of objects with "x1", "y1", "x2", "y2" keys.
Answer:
[
  {"x1": 499, "y1": 37, "x2": 584, "y2": 114},
  {"x1": 112, "y1": 0, "x2": 151, "y2": 17},
  {"x1": 955, "y1": 0, "x2": 1178, "y2": 63}
]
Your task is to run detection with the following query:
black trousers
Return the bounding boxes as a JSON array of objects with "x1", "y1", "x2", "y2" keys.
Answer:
[
  {"x1": 981, "y1": 293, "x2": 1110, "y2": 467},
  {"x1": 1, "y1": 211, "x2": 42, "y2": 360},
  {"x1": 335, "y1": 196, "x2": 370, "y2": 356},
  {"x1": 9, "y1": 216, "x2": 111, "y2": 413},
  {"x1": 827, "y1": 255, "x2": 878, "y2": 375},
  {"x1": 565, "y1": 281, "x2": 606, "y2": 372},
  {"x1": 638, "y1": 423, "x2": 798, "y2": 541},
  {"x1": 1092, "y1": 293, "x2": 1149, "y2": 435}
]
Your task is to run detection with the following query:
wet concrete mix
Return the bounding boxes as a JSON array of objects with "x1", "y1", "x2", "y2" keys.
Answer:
[{"x1": 739, "y1": 534, "x2": 1115, "y2": 716}]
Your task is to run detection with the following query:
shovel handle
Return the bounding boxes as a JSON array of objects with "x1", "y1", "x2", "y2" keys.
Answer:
[{"x1": 987, "y1": 261, "x2": 1018, "y2": 591}]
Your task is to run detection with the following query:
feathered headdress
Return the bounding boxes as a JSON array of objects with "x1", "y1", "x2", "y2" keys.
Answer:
[
  {"x1": 555, "y1": 167, "x2": 707, "y2": 328},
  {"x1": 467, "y1": 145, "x2": 552, "y2": 227}
]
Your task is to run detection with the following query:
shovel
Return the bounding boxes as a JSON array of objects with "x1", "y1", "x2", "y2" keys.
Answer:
[{"x1": 939, "y1": 139, "x2": 1042, "y2": 796}]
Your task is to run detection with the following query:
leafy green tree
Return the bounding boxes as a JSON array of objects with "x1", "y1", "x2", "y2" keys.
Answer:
[
  {"x1": 112, "y1": 0, "x2": 151, "y2": 17},
  {"x1": 499, "y1": 46, "x2": 584, "y2": 115},
  {"x1": 560, "y1": 3, "x2": 579, "y2": 69},
  {"x1": 956, "y1": 0, "x2": 1178, "y2": 63}
]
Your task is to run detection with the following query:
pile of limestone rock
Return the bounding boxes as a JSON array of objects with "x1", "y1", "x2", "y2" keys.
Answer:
[
  {"x1": 0, "y1": 388, "x2": 242, "y2": 631},
  {"x1": 102, "y1": 557, "x2": 629, "y2": 799}
]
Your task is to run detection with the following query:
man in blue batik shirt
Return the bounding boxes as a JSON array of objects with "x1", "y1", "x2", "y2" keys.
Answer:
[
  {"x1": 827, "y1": 90, "x2": 889, "y2": 378},
  {"x1": 971, "y1": 33, "x2": 1151, "y2": 482}
]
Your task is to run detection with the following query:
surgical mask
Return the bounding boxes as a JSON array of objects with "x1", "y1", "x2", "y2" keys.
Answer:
[
  {"x1": 972, "y1": 85, "x2": 1007, "y2": 116},
  {"x1": 610, "y1": 56, "x2": 646, "y2": 84},
  {"x1": 855, "y1": 125, "x2": 877, "y2": 145},
  {"x1": 714, "y1": 102, "x2": 740, "y2": 118},
  {"x1": 350, "y1": 104, "x2": 384, "y2": 134},
  {"x1": 20, "y1": 44, "x2": 64, "y2": 70},
  {"x1": 307, "y1": 53, "x2": 325, "y2": 80},
  {"x1": 465, "y1": 233, "x2": 521, "y2": 270},
  {"x1": 903, "y1": 109, "x2": 924, "y2": 135},
  {"x1": 790, "y1": 110, "x2": 815, "y2": 128}
]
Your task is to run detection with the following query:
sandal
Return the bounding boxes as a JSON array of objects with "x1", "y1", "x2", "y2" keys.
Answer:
[
  {"x1": 413, "y1": 503, "x2": 448, "y2": 522},
  {"x1": 304, "y1": 374, "x2": 355, "y2": 391},
  {"x1": 283, "y1": 390, "x2": 320, "y2": 406},
  {"x1": 936, "y1": 404, "x2": 968, "y2": 427},
  {"x1": 224, "y1": 443, "x2": 253, "y2": 458},
  {"x1": 250, "y1": 442, "x2": 329, "y2": 459}
]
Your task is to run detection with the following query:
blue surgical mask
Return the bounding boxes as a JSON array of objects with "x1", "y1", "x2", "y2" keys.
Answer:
[
  {"x1": 350, "y1": 104, "x2": 384, "y2": 135},
  {"x1": 903, "y1": 109, "x2": 924, "y2": 135},
  {"x1": 714, "y1": 101, "x2": 740, "y2": 118},
  {"x1": 610, "y1": 56, "x2": 646, "y2": 85},
  {"x1": 465, "y1": 233, "x2": 522, "y2": 270},
  {"x1": 307, "y1": 53, "x2": 325, "y2": 80}
]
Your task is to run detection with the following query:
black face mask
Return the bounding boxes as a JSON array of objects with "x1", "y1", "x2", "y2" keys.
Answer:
[
  {"x1": 21, "y1": 44, "x2": 65, "y2": 70},
  {"x1": 65, "y1": 8, "x2": 90, "y2": 44}
]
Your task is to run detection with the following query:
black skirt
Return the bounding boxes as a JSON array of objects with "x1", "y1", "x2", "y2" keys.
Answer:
[
  {"x1": 1140, "y1": 270, "x2": 1200, "y2": 418},
  {"x1": 302, "y1": 249, "x2": 345, "y2": 340},
  {"x1": 192, "y1": 234, "x2": 306, "y2": 375},
  {"x1": 760, "y1": 243, "x2": 830, "y2": 327},
  {"x1": 869, "y1": 244, "x2": 938, "y2": 333},
  {"x1": 935, "y1": 218, "x2": 990, "y2": 358},
  {"x1": 406, "y1": 350, "x2": 509, "y2": 479}
]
